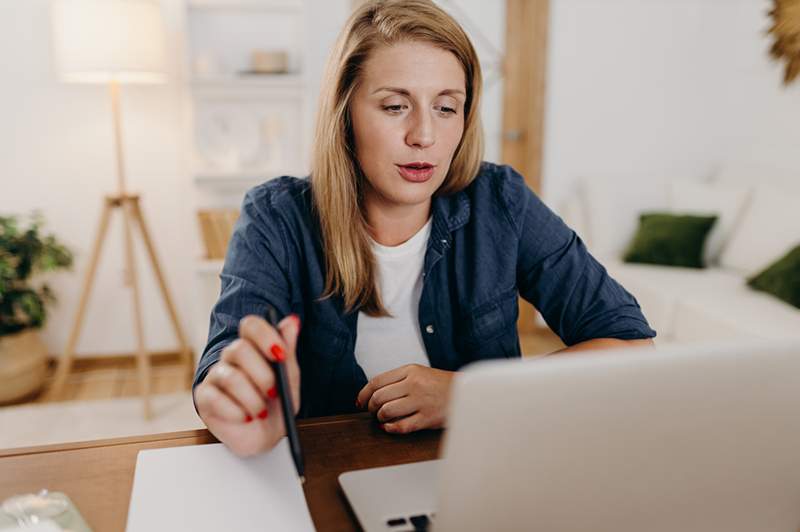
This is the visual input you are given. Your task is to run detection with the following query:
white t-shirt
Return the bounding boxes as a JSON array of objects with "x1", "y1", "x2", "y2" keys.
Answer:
[{"x1": 354, "y1": 218, "x2": 433, "y2": 381}]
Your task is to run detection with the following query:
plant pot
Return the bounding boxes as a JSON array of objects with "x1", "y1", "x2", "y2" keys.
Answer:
[{"x1": 0, "y1": 329, "x2": 49, "y2": 405}]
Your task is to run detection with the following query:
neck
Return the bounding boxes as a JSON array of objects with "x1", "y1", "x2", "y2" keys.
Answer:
[{"x1": 363, "y1": 195, "x2": 432, "y2": 247}]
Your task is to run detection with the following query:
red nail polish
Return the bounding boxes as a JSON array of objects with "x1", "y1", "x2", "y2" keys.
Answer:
[
  {"x1": 270, "y1": 344, "x2": 286, "y2": 362},
  {"x1": 258, "y1": 409, "x2": 269, "y2": 419},
  {"x1": 268, "y1": 387, "x2": 278, "y2": 399},
  {"x1": 355, "y1": 400, "x2": 360, "y2": 409},
  {"x1": 291, "y1": 314, "x2": 301, "y2": 331},
  {"x1": 245, "y1": 415, "x2": 253, "y2": 423}
]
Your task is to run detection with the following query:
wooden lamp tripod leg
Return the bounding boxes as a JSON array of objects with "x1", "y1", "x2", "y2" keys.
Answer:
[
  {"x1": 48, "y1": 198, "x2": 115, "y2": 400},
  {"x1": 121, "y1": 197, "x2": 153, "y2": 420},
  {"x1": 129, "y1": 198, "x2": 195, "y2": 388}
]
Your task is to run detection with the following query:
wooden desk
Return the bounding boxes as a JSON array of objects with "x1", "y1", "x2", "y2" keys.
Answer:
[{"x1": 0, "y1": 413, "x2": 442, "y2": 531}]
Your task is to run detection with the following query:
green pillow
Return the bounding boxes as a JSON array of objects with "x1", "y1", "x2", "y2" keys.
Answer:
[
  {"x1": 623, "y1": 212, "x2": 717, "y2": 269},
  {"x1": 747, "y1": 244, "x2": 800, "y2": 309}
]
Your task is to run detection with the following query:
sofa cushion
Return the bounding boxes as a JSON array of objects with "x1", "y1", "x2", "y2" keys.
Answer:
[
  {"x1": 623, "y1": 212, "x2": 717, "y2": 268},
  {"x1": 748, "y1": 244, "x2": 800, "y2": 310},
  {"x1": 578, "y1": 176, "x2": 670, "y2": 260},
  {"x1": 605, "y1": 259, "x2": 800, "y2": 343},
  {"x1": 669, "y1": 179, "x2": 751, "y2": 265},
  {"x1": 719, "y1": 184, "x2": 800, "y2": 276}
]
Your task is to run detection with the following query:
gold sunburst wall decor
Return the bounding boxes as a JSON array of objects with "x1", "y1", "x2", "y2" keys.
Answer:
[{"x1": 768, "y1": 0, "x2": 800, "y2": 85}]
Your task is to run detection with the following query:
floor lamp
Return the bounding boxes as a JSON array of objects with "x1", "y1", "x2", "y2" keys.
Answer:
[{"x1": 48, "y1": 0, "x2": 193, "y2": 419}]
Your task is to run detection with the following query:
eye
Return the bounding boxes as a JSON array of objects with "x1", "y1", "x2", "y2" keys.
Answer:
[
  {"x1": 383, "y1": 104, "x2": 407, "y2": 113},
  {"x1": 437, "y1": 105, "x2": 457, "y2": 115}
]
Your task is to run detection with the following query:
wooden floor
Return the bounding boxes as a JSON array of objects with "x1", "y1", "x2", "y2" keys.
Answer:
[
  {"x1": 13, "y1": 328, "x2": 563, "y2": 407},
  {"x1": 26, "y1": 353, "x2": 192, "y2": 405}
]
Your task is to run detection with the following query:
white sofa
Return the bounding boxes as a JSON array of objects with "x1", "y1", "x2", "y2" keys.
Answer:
[{"x1": 559, "y1": 163, "x2": 800, "y2": 345}]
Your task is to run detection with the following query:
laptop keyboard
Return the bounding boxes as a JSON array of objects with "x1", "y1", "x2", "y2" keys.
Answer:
[{"x1": 386, "y1": 512, "x2": 435, "y2": 531}]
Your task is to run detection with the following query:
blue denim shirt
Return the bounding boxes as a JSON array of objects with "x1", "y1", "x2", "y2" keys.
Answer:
[{"x1": 194, "y1": 162, "x2": 656, "y2": 418}]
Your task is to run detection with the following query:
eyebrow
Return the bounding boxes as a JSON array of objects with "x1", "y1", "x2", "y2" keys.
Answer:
[{"x1": 372, "y1": 86, "x2": 466, "y2": 97}]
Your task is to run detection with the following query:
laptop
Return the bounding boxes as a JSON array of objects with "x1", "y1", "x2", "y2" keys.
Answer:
[{"x1": 339, "y1": 339, "x2": 800, "y2": 531}]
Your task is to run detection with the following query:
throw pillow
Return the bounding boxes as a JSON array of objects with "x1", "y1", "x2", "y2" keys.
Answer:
[
  {"x1": 747, "y1": 244, "x2": 800, "y2": 309},
  {"x1": 623, "y1": 212, "x2": 717, "y2": 269}
]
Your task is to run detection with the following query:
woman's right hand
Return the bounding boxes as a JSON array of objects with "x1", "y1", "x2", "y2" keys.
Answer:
[{"x1": 193, "y1": 313, "x2": 302, "y2": 457}]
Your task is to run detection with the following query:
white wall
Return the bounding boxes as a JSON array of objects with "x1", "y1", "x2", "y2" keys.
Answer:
[
  {"x1": 0, "y1": 0, "x2": 195, "y2": 357},
  {"x1": 0, "y1": 0, "x2": 504, "y2": 360},
  {"x1": 542, "y1": 0, "x2": 800, "y2": 209}
]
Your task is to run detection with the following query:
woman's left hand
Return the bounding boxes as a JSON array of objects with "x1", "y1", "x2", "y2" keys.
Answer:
[{"x1": 356, "y1": 364, "x2": 455, "y2": 434}]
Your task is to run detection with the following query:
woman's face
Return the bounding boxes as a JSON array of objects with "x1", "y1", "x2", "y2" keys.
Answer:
[{"x1": 350, "y1": 41, "x2": 466, "y2": 212}]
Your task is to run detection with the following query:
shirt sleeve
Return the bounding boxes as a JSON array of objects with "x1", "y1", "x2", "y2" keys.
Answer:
[
  {"x1": 503, "y1": 166, "x2": 657, "y2": 346},
  {"x1": 192, "y1": 186, "x2": 293, "y2": 407}
]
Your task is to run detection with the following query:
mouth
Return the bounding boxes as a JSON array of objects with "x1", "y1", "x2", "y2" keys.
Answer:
[{"x1": 396, "y1": 162, "x2": 436, "y2": 183}]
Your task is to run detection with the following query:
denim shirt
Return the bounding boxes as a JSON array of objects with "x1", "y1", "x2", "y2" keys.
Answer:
[{"x1": 193, "y1": 162, "x2": 656, "y2": 418}]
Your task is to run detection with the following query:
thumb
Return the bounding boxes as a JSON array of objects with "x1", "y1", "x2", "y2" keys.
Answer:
[{"x1": 277, "y1": 313, "x2": 301, "y2": 361}]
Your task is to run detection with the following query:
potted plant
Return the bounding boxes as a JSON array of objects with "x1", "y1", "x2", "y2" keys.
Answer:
[{"x1": 0, "y1": 213, "x2": 72, "y2": 404}]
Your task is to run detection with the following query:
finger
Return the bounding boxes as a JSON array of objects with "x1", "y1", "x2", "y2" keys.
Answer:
[
  {"x1": 367, "y1": 379, "x2": 409, "y2": 414},
  {"x1": 208, "y1": 362, "x2": 269, "y2": 419},
  {"x1": 239, "y1": 315, "x2": 287, "y2": 363},
  {"x1": 222, "y1": 339, "x2": 277, "y2": 398},
  {"x1": 195, "y1": 381, "x2": 248, "y2": 423},
  {"x1": 376, "y1": 396, "x2": 417, "y2": 423},
  {"x1": 382, "y1": 412, "x2": 425, "y2": 434},
  {"x1": 357, "y1": 365, "x2": 412, "y2": 408},
  {"x1": 276, "y1": 313, "x2": 301, "y2": 361}
]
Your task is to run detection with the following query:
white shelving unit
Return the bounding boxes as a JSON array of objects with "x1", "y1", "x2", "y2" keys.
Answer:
[{"x1": 183, "y1": 0, "x2": 313, "y2": 353}]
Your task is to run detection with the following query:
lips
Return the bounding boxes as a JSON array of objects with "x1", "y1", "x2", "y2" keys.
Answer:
[
  {"x1": 400, "y1": 161, "x2": 434, "y2": 169},
  {"x1": 396, "y1": 161, "x2": 436, "y2": 183},
  {"x1": 396, "y1": 162, "x2": 436, "y2": 183}
]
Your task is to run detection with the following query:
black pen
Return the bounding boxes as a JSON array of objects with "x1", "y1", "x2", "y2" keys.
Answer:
[{"x1": 266, "y1": 306, "x2": 305, "y2": 483}]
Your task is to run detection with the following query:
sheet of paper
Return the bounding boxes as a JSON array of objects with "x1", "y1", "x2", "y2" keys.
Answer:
[{"x1": 126, "y1": 439, "x2": 315, "y2": 531}]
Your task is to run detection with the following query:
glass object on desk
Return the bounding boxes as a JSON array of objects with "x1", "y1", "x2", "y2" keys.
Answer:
[
  {"x1": 0, "y1": 490, "x2": 92, "y2": 531},
  {"x1": 1, "y1": 490, "x2": 67, "y2": 528}
]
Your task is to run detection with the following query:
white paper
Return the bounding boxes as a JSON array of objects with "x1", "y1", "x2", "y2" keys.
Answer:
[{"x1": 126, "y1": 439, "x2": 315, "y2": 531}]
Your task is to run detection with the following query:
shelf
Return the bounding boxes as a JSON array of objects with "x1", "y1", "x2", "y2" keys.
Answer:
[
  {"x1": 193, "y1": 171, "x2": 301, "y2": 191},
  {"x1": 196, "y1": 259, "x2": 225, "y2": 274},
  {"x1": 187, "y1": 0, "x2": 303, "y2": 11},
  {"x1": 191, "y1": 73, "x2": 306, "y2": 90},
  {"x1": 194, "y1": 173, "x2": 269, "y2": 190}
]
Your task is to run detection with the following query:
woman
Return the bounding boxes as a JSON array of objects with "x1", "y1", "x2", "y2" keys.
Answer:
[{"x1": 193, "y1": 0, "x2": 655, "y2": 457}]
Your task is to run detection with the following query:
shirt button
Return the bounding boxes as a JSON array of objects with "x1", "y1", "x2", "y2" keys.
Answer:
[{"x1": 425, "y1": 324, "x2": 435, "y2": 334}]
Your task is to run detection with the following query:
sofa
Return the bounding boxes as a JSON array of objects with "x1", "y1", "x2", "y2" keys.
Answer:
[{"x1": 558, "y1": 163, "x2": 800, "y2": 345}]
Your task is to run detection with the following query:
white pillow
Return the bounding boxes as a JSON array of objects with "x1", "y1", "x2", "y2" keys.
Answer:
[
  {"x1": 715, "y1": 162, "x2": 800, "y2": 194},
  {"x1": 558, "y1": 192, "x2": 590, "y2": 245},
  {"x1": 579, "y1": 175, "x2": 670, "y2": 260},
  {"x1": 669, "y1": 179, "x2": 752, "y2": 265},
  {"x1": 718, "y1": 184, "x2": 800, "y2": 276}
]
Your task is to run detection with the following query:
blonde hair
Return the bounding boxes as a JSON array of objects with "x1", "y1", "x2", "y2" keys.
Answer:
[{"x1": 311, "y1": 0, "x2": 484, "y2": 316}]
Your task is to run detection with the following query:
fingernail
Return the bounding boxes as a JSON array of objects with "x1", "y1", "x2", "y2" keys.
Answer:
[
  {"x1": 258, "y1": 409, "x2": 269, "y2": 420},
  {"x1": 268, "y1": 386, "x2": 278, "y2": 399},
  {"x1": 291, "y1": 314, "x2": 302, "y2": 331},
  {"x1": 270, "y1": 344, "x2": 286, "y2": 362},
  {"x1": 378, "y1": 423, "x2": 385, "y2": 430},
  {"x1": 245, "y1": 415, "x2": 253, "y2": 423}
]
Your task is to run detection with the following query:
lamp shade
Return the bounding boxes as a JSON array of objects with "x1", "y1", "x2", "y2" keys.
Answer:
[{"x1": 51, "y1": 0, "x2": 167, "y2": 84}]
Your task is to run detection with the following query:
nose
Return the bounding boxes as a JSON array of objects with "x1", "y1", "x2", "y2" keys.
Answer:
[{"x1": 405, "y1": 107, "x2": 435, "y2": 149}]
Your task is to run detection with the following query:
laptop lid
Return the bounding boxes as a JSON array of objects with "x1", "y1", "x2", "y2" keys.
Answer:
[{"x1": 435, "y1": 340, "x2": 800, "y2": 532}]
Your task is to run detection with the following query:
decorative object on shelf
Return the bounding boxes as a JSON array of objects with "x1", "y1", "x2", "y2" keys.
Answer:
[
  {"x1": 193, "y1": 52, "x2": 221, "y2": 79},
  {"x1": 768, "y1": 0, "x2": 800, "y2": 85},
  {"x1": 0, "y1": 214, "x2": 73, "y2": 404},
  {"x1": 240, "y1": 49, "x2": 290, "y2": 75},
  {"x1": 195, "y1": 104, "x2": 291, "y2": 174},
  {"x1": 197, "y1": 209, "x2": 240, "y2": 260},
  {"x1": 49, "y1": 0, "x2": 194, "y2": 418}
]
